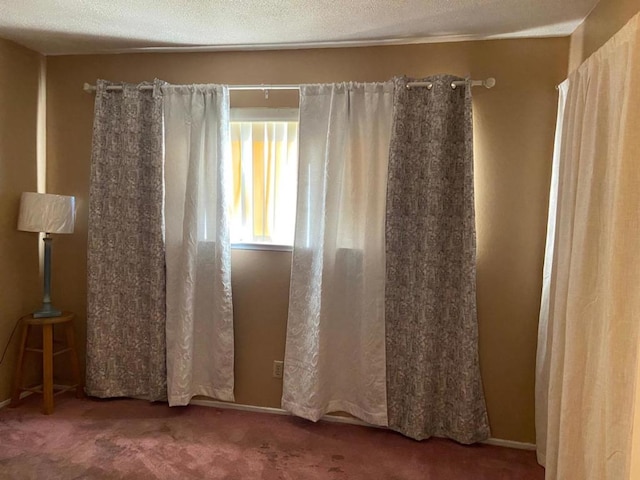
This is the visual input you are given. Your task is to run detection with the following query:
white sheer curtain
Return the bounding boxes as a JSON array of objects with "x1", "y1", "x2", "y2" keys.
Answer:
[
  {"x1": 535, "y1": 78, "x2": 568, "y2": 465},
  {"x1": 163, "y1": 85, "x2": 235, "y2": 406},
  {"x1": 535, "y1": 13, "x2": 640, "y2": 480},
  {"x1": 282, "y1": 82, "x2": 393, "y2": 426}
]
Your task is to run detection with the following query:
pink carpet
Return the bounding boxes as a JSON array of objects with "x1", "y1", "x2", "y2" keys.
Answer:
[{"x1": 0, "y1": 395, "x2": 544, "y2": 479}]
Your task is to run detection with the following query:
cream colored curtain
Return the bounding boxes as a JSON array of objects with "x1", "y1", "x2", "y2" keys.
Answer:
[
  {"x1": 536, "y1": 13, "x2": 640, "y2": 480},
  {"x1": 230, "y1": 121, "x2": 298, "y2": 244},
  {"x1": 633, "y1": 357, "x2": 640, "y2": 479}
]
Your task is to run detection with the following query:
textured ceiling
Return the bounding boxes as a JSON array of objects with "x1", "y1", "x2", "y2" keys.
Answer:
[{"x1": 0, "y1": 0, "x2": 598, "y2": 55}]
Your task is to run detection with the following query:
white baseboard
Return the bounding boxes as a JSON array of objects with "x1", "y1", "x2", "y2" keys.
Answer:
[
  {"x1": 482, "y1": 437, "x2": 536, "y2": 451},
  {"x1": 190, "y1": 399, "x2": 291, "y2": 417},
  {"x1": 0, "y1": 391, "x2": 34, "y2": 409},
  {"x1": 189, "y1": 399, "x2": 536, "y2": 450},
  {"x1": 190, "y1": 399, "x2": 374, "y2": 426}
]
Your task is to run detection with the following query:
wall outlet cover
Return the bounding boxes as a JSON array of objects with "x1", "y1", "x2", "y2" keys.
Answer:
[{"x1": 273, "y1": 360, "x2": 284, "y2": 379}]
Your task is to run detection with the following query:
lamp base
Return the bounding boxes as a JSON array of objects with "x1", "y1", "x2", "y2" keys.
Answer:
[{"x1": 33, "y1": 303, "x2": 62, "y2": 318}]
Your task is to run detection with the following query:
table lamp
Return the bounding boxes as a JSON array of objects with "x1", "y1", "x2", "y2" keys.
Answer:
[{"x1": 17, "y1": 192, "x2": 75, "y2": 318}]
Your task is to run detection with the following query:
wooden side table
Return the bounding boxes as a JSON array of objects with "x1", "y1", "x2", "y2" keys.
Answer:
[{"x1": 10, "y1": 311, "x2": 84, "y2": 414}]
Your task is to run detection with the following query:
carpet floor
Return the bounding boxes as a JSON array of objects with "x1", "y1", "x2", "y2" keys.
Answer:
[{"x1": 0, "y1": 395, "x2": 544, "y2": 479}]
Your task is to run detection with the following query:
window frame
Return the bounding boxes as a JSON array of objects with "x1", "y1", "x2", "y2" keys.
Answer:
[
  {"x1": 230, "y1": 108, "x2": 299, "y2": 122},
  {"x1": 229, "y1": 107, "x2": 299, "y2": 252}
]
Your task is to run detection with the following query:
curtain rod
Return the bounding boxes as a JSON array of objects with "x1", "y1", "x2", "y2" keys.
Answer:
[
  {"x1": 82, "y1": 78, "x2": 496, "y2": 93},
  {"x1": 407, "y1": 77, "x2": 496, "y2": 90},
  {"x1": 82, "y1": 83, "x2": 301, "y2": 92}
]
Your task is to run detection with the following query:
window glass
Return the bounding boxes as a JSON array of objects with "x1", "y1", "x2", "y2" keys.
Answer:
[{"x1": 229, "y1": 109, "x2": 299, "y2": 246}]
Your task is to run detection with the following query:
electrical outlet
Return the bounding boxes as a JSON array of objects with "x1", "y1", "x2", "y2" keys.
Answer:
[{"x1": 273, "y1": 360, "x2": 284, "y2": 379}]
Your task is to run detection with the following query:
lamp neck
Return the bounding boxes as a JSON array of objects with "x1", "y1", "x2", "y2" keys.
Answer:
[
  {"x1": 33, "y1": 232, "x2": 61, "y2": 317},
  {"x1": 42, "y1": 235, "x2": 53, "y2": 303}
]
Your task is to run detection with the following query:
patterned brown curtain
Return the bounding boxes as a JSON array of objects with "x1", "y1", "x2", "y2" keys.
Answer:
[
  {"x1": 385, "y1": 75, "x2": 490, "y2": 444},
  {"x1": 86, "y1": 80, "x2": 166, "y2": 401}
]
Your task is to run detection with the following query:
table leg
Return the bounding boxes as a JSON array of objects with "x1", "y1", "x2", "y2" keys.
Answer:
[
  {"x1": 64, "y1": 321, "x2": 84, "y2": 398},
  {"x1": 42, "y1": 324, "x2": 54, "y2": 414}
]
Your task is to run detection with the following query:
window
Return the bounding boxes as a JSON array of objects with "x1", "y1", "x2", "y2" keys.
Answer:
[{"x1": 229, "y1": 108, "x2": 299, "y2": 248}]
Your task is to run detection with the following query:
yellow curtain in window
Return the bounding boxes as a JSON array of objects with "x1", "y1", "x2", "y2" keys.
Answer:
[{"x1": 230, "y1": 121, "x2": 298, "y2": 244}]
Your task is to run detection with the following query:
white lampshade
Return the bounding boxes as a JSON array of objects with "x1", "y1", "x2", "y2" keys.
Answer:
[{"x1": 17, "y1": 192, "x2": 75, "y2": 234}]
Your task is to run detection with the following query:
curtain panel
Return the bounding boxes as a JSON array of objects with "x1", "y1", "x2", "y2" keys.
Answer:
[
  {"x1": 535, "y1": 78, "x2": 568, "y2": 466},
  {"x1": 282, "y1": 82, "x2": 393, "y2": 426},
  {"x1": 385, "y1": 75, "x2": 490, "y2": 444},
  {"x1": 536, "y1": 13, "x2": 640, "y2": 480},
  {"x1": 86, "y1": 80, "x2": 167, "y2": 401},
  {"x1": 163, "y1": 85, "x2": 235, "y2": 406}
]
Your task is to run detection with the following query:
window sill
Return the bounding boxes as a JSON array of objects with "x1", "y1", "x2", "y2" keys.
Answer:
[{"x1": 231, "y1": 243, "x2": 293, "y2": 252}]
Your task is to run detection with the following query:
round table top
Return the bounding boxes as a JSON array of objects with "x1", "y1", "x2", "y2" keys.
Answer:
[{"x1": 21, "y1": 311, "x2": 75, "y2": 325}]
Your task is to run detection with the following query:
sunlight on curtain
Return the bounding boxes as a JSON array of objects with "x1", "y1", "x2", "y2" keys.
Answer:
[{"x1": 230, "y1": 121, "x2": 298, "y2": 245}]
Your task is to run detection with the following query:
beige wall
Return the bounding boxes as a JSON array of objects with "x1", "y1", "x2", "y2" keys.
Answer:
[
  {"x1": 46, "y1": 37, "x2": 568, "y2": 443},
  {"x1": 0, "y1": 38, "x2": 42, "y2": 401},
  {"x1": 569, "y1": 0, "x2": 640, "y2": 71}
]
